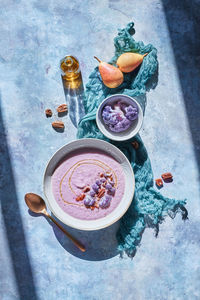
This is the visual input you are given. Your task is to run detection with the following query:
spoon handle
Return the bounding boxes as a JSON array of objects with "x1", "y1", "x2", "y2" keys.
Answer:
[{"x1": 47, "y1": 214, "x2": 86, "y2": 252}]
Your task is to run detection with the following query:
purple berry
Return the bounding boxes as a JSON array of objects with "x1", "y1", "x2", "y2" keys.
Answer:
[
  {"x1": 92, "y1": 183, "x2": 99, "y2": 193},
  {"x1": 102, "y1": 101, "x2": 138, "y2": 133},
  {"x1": 126, "y1": 111, "x2": 138, "y2": 121},
  {"x1": 90, "y1": 190, "x2": 96, "y2": 197},
  {"x1": 123, "y1": 118, "x2": 131, "y2": 127},
  {"x1": 104, "y1": 105, "x2": 112, "y2": 113},
  {"x1": 99, "y1": 195, "x2": 112, "y2": 208},
  {"x1": 108, "y1": 114, "x2": 131, "y2": 132},
  {"x1": 108, "y1": 179, "x2": 115, "y2": 186},
  {"x1": 126, "y1": 105, "x2": 135, "y2": 113},
  {"x1": 105, "y1": 183, "x2": 112, "y2": 190},
  {"x1": 107, "y1": 187, "x2": 116, "y2": 196},
  {"x1": 125, "y1": 105, "x2": 138, "y2": 121},
  {"x1": 95, "y1": 179, "x2": 101, "y2": 186},
  {"x1": 100, "y1": 178, "x2": 106, "y2": 183},
  {"x1": 84, "y1": 195, "x2": 95, "y2": 206},
  {"x1": 102, "y1": 112, "x2": 111, "y2": 125}
]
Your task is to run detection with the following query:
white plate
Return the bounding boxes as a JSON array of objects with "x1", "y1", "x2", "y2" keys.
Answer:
[
  {"x1": 43, "y1": 138, "x2": 135, "y2": 231},
  {"x1": 96, "y1": 94, "x2": 143, "y2": 141}
]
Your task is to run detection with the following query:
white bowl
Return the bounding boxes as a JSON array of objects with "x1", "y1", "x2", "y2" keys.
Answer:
[
  {"x1": 96, "y1": 94, "x2": 143, "y2": 141},
  {"x1": 43, "y1": 138, "x2": 135, "y2": 231}
]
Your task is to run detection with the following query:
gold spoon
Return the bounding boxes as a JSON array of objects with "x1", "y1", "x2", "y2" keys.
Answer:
[{"x1": 25, "y1": 193, "x2": 86, "y2": 252}]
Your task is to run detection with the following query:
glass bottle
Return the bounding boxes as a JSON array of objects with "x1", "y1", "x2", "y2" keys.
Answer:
[
  {"x1": 60, "y1": 55, "x2": 85, "y2": 126},
  {"x1": 60, "y1": 55, "x2": 82, "y2": 89}
]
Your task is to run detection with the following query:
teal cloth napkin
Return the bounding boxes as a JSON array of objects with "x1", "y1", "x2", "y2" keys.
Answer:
[{"x1": 77, "y1": 22, "x2": 187, "y2": 256}]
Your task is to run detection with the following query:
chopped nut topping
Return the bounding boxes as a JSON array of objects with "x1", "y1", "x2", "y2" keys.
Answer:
[
  {"x1": 83, "y1": 186, "x2": 90, "y2": 193},
  {"x1": 97, "y1": 188, "x2": 105, "y2": 198},
  {"x1": 76, "y1": 194, "x2": 85, "y2": 201}
]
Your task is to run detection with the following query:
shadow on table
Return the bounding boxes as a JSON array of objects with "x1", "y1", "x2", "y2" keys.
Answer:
[
  {"x1": 51, "y1": 214, "x2": 119, "y2": 261},
  {"x1": 28, "y1": 209, "x2": 119, "y2": 260},
  {"x1": 162, "y1": 0, "x2": 200, "y2": 178},
  {"x1": 62, "y1": 74, "x2": 85, "y2": 128},
  {"x1": 0, "y1": 100, "x2": 38, "y2": 299}
]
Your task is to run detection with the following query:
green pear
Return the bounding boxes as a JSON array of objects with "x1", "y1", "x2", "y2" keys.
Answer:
[{"x1": 94, "y1": 56, "x2": 123, "y2": 88}]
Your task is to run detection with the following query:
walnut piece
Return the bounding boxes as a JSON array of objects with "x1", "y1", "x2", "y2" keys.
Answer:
[
  {"x1": 52, "y1": 121, "x2": 65, "y2": 129},
  {"x1": 161, "y1": 172, "x2": 173, "y2": 182},
  {"x1": 45, "y1": 109, "x2": 52, "y2": 117},
  {"x1": 56, "y1": 104, "x2": 68, "y2": 113},
  {"x1": 131, "y1": 141, "x2": 139, "y2": 150},
  {"x1": 155, "y1": 178, "x2": 163, "y2": 188}
]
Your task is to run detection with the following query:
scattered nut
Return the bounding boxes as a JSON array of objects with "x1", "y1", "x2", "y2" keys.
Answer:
[
  {"x1": 155, "y1": 178, "x2": 163, "y2": 188},
  {"x1": 52, "y1": 121, "x2": 65, "y2": 129},
  {"x1": 161, "y1": 172, "x2": 173, "y2": 182},
  {"x1": 131, "y1": 141, "x2": 139, "y2": 150},
  {"x1": 76, "y1": 194, "x2": 85, "y2": 201},
  {"x1": 105, "y1": 171, "x2": 112, "y2": 178},
  {"x1": 88, "y1": 203, "x2": 99, "y2": 210},
  {"x1": 45, "y1": 109, "x2": 52, "y2": 117},
  {"x1": 56, "y1": 104, "x2": 68, "y2": 113},
  {"x1": 83, "y1": 186, "x2": 90, "y2": 193},
  {"x1": 97, "y1": 188, "x2": 105, "y2": 198}
]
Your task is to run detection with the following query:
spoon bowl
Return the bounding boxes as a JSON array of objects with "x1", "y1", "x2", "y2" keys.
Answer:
[
  {"x1": 25, "y1": 193, "x2": 47, "y2": 214},
  {"x1": 25, "y1": 193, "x2": 85, "y2": 252}
]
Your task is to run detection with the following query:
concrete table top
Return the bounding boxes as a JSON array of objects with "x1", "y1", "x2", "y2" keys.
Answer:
[{"x1": 0, "y1": 0, "x2": 200, "y2": 299}]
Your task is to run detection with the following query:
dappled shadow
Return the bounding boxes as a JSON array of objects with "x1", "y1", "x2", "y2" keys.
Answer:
[
  {"x1": 51, "y1": 214, "x2": 119, "y2": 261},
  {"x1": 0, "y1": 100, "x2": 38, "y2": 299},
  {"x1": 28, "y1": 207, "x2": 119, "y2": 260},
  {"x1": 162, "y1": 0, "x2": 200, "y2": 177}
]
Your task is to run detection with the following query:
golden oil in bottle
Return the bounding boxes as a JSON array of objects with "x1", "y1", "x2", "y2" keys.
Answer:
[
  {"x1": 60, "y1": 55, "x2": 81, "y2": 89},
  {"x1": 60, "y1": 55, "x2": 85, "y2": 126}
]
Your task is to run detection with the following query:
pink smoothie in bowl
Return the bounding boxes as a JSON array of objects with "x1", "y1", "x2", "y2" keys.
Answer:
[{"x1": 51, "y1": 149, "x2": 125, "y2": 220}]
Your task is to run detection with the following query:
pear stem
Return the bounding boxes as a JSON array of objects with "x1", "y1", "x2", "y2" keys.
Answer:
[
  {"x1": 143, "y1": 53, "x2": 148, "y2": 57},
  {"x1": 94, "y1": 56, "x2": 101, "y2": 63}
]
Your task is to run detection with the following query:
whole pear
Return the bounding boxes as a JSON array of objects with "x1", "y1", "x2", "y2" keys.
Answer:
[
  {"x1": 117, "y1": 52, "x2": 148, "y2": 73},
  {"x1": 94, "y1": 56, "x2": 123, "y2": 88}
]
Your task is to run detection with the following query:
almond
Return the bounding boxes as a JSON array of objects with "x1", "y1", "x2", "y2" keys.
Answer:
[
  {"x1": 56, "y1": 104, "x2": 68, "y2": 113},
  {"x1": 52, "y1": 121, "x2": 65, "y2": 129},
  {"x1": 45, "y1": 109, "x2": 52, "y2": 117}
]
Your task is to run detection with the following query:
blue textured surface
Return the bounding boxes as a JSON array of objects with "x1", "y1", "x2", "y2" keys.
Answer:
[
  {"x1": 0, "y1": 1, "x2": 200, "y2": 300},
  {"x1": 77, "y1": 22, "x2": 187, "y2": 256}
]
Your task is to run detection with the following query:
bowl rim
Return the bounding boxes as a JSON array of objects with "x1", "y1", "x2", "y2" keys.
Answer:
[
  {"x1": 43, "y1": 138, "x2": 135, "y2": 231},
  {"x1": 96, "y1": 94, "x2": 143, "y2": 141}
]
